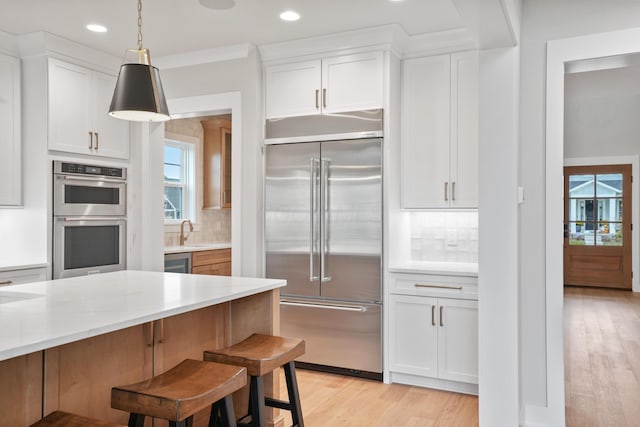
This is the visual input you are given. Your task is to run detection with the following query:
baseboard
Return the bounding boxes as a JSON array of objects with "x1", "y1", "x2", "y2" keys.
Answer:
[{"x1": 389, "y1": 371, "x2": 478, "y2": 395}]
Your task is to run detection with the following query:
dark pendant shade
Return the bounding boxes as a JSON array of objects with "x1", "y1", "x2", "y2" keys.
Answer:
[{"x1": 109, "y1": 63, "x2": 170, "y2": 122}]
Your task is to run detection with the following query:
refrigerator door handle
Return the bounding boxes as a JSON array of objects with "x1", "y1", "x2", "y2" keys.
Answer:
[
  {"x1": 281, "y1": 300, "x2": 366, "y2": 312},
  {"x1": 309, "y1": 158, "x2": 320, "y2": 281},
  {"x1": 321, "y1": 158, "x2": 332, "y2": 282}
]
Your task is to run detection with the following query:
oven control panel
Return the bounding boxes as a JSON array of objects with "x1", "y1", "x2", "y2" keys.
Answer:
[{"x1": 55, "y1": 161, "x2": 126, "y2": 179}]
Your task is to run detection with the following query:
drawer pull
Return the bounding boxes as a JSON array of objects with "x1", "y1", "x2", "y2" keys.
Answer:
[
  {"x1": 431, "y1": 305, "x2": 435, "y2": 326},
  {"x1": 414, "y1": 283, "x2": 463, "y2": 290},
  {"x1": 0, "y1": 280, "x2": 13, "y2": 285}
]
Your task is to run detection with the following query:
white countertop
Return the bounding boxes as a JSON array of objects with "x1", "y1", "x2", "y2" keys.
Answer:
[
  {"x1": 389, "y1": 261, "x2": 478, "y2": 277},
  {"x1": 164, "y1": 243, "x2": 232, "y2": 254},
  {"x1": 0, "y1": 270, "x2": 285, "y2": 362}
]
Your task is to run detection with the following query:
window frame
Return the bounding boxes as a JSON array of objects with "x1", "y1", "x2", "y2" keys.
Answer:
[{"x1": 163, "y1": 135, "x2": 196, "y2": 226}]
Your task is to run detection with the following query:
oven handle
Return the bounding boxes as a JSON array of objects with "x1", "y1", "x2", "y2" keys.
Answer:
[
  {"x1": 58, "y1": 217, "x2": 127, "y2": 222},
  {"x1": 56, "y1": 175, "x2": 126, "y2": 184}
]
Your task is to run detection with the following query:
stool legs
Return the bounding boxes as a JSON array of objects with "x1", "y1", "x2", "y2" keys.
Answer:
[
  {"x1": 210, "y1": 395, "x2": 237, "y2": 427},
  {"x1": 248, "y1": 376, "x2": 266, "y2": 427},
  {"x1": 128, "y1": 413, "x2": 145, "y2": 427},
  {"x1": 283, "y1": 362, "x2": 304, "y2": 427}
]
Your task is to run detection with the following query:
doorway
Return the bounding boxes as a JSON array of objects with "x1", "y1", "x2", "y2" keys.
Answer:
[{"x1": 564, "y1": 164, "x2": 632, "y2": 290}]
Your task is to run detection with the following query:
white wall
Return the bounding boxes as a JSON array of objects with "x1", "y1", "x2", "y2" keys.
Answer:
[
  {"x1": 519, "y1": 0, "x2": 640, "y2": 418},
  {"x1": 159, "y1": 50, "x2": 263, "y2": 277},
  {"x1": 565, "y1": 66, "x2": 640, "y2": 158}
]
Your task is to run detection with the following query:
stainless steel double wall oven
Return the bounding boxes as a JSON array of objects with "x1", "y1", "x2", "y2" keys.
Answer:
[{"x1": 53, "y1": 161, "x2": 127, "y2": 279}]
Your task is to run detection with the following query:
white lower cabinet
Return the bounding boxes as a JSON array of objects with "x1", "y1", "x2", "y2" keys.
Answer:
[
  {"x1": 388, "y1": 277, "x2": 478, "y2": 393},
  {"x1": 0, "y1": 266, "x2": 47, "y2": 286}
]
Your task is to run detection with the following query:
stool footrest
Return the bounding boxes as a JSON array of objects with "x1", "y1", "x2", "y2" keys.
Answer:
[{"x1": 265, "y1": 397, "x2": 293, "y2": 411}]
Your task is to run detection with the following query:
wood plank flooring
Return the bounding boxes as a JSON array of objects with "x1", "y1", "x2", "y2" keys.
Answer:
[
  {"x1": 278, "y1": 369, "x2": 478, "y2": 426},
  {"x1": 564, "y1": 286, "x2": 640, "y2": 427}
]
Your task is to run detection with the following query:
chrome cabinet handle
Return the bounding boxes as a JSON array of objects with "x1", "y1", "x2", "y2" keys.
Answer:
[
  {"x1": 0, "y1": 280, "x2": 12, "y2": 286},
  {"x1": 315, "y1": 89, "x2": 319, "y2": 110},
  {"x1": 95, "y1": 132, "x2": 99, "y2": 150},
  {"x1": 444, "y1": 182, "x2": 448, "y2": 201},
  {"x1": 440, "y1": 306, "x2": 444, "y2": 327},
  {"x1": 309, "y1": 158, "x2": 320, "y2": 281},
  {"x1": 452, "y1": 181, "x2": 456, "y2": 201},
  {"x1": 431, "y1": 305, "x2": 435, "y2": 326},
  {"x1": 88, "y1": 131, "x2": 93, "y2": 149},
  {"x1": 323, "y1": 88, "x2": 327, "y2": 109},
  {"x1": 414, "y1": 283, "x2": 463, "y2": 290}
]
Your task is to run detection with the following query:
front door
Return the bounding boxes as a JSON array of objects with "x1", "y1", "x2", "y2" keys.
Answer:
[{"x1": 564, "y1": 164, "x2": 632, "y2": 289}]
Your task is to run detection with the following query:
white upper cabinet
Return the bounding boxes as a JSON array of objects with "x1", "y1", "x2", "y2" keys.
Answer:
[
  {"x1": 48, "y1": 58, "x2": 129, "y2": 159},
  {"x1": 401, "y1": 51, "x2": 478, "y2": 209},
  {"x1": 0, "y1": 53, "x2": 21, "y2": 206},
  {"x1": 265, "y1": 51, "x2": 383, "y2": 119}
]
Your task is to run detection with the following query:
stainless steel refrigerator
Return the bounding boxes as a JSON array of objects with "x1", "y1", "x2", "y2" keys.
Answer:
[{"x1": 264, "y1": 110, "x2": 382, "y2": 379}]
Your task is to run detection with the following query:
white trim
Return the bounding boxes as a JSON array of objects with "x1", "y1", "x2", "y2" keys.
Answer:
[
  {"x1": 403, "y1": 29, "x2": 477, "y2": 59},
  {"x1": 154, "y1": 43, "x2": 254, "y2": 70},
  {"x1": 166, "y1": 92, "x2": 242, "y2": 276},
  {"x1": 545, "y1": 27, "x2": 640, "y2": 427},
  {"x1": 564, "y1": 155, "x2": 640, "y2": 292}
]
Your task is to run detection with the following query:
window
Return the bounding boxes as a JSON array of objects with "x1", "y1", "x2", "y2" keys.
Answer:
[{"x1": 164, "y1": 139, "x2": 195, "y2": 222}]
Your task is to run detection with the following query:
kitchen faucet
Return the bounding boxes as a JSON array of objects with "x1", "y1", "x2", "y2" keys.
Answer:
[{"x1": 179, "y1": 219, "x2": 193, "y2": 246}]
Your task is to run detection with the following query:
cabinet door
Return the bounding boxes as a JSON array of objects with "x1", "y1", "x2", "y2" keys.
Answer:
[
  {"x1": 321, "y1": 51, "x2": 383, "y2": 114},
  {"x1": 265, "y1": 60, "x2": 321, "y2": 118},
  {"x1": 450, "y1": 51, "x2": 478, "y2": 208},
  {"x1": 437, "y1": 298, "x2": 478, "y2": 384},
  {"x1": 401, "y1": 55, "x2": 451, "y2": 208},
  {"x1": 91, "y1": 71, "x2": 129, "y2": 159},
  {"x1": 388, "y1": 294, "x2": 438, "y2": 377},
  {"x1": 0, "y1": 267, "x2": 47, "y2": 286},
  {"x1": 0, "y1": 53, "x2": 21, "y2": 205},
  {"x1": 48, "y1": 59, "x2": 92, "y2": 155}
]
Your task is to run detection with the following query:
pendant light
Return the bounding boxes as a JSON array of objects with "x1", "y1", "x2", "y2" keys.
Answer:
[{"x1": 109, "y1": 0, "x2": 170, "y2": 122}]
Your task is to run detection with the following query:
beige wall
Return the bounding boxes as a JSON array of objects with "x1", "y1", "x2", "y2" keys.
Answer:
[{"x1": 164, "y1": 116, "x2": 232, "y2": 246}]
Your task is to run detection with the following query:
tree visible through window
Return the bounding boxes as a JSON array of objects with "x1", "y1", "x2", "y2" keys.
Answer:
[{"x1": 164, "y1": 140, "x2": 194, "y2": 221}]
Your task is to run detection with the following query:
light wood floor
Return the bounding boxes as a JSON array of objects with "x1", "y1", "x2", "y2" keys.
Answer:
[
  {"x1": 278, "y1": 369, "x2": 478, "y2": 426},
  {"x1": 564, "y1": 286, "x2": 640, "y2": 426}
]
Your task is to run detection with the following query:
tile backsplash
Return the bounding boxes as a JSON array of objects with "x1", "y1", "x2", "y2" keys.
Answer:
[
  {"x1": 164, "y1": 209, "x2": 231, "y2": 247},
  {"x1": 410, "y1": 211, "x2": 478, "y2": 263}
]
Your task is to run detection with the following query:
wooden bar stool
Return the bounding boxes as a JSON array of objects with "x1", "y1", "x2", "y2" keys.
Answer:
[
  {"x1": 111, "y1": 359, "x2": 246, "y2": 427},
  {"x1": 30, "y1": 411, "x2": 125, "y2": 427},
  {"x1": 204, "y1": 334, "x2": 305, "y2": 427}
]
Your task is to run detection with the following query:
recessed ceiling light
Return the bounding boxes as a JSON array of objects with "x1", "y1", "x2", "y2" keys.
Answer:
[
  {"x1": 280, "y1": 10, "x2": 300, "y2": 21},
  {"x1": 86, "y1": 24, "x2": 107, "y2": 33}
]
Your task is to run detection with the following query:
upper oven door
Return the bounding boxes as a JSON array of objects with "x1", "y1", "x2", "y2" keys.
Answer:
[{"x1": 54, "y1": 174, "x2": 126, "y2": 216}]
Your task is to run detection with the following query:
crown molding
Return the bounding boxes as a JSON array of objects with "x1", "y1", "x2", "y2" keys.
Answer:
[
  {"x1": 404, "y1": 28, "x2": 478, "y2": 58},
  {"x1": 154, "y1": 43, "x2": 255, "y2": 70},
  {"x1": 0, "y1": 30, "x2": 18, "y2": 56},
  {"x1": 17, "y1": 31, "x2": 121, "y2": 73},
  {"x1": 258, "y1": 24, "x2": 478, "y2": 63}
]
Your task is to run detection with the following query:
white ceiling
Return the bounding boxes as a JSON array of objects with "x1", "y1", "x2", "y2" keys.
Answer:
[{"x1": 0, "y1": 0, "x2": 464, "y2": 58}]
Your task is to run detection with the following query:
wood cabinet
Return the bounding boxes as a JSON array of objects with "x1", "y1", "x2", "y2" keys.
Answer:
[
  {"x1": 388, "y1": 272, "x2": 478, "y2": 393},
  {"x1": 0, "y1": 266, "x2": 47, "y2": 286},
  {"x1": 48, "y1": 58, "x2": 129, "y2": 159},
  {"x1": 265, "y1": 51, "x2": 383, "y2": 119},
  {"x1": 401, "y1": 51, "x2": 478, "y2": 209},
  {"x1": 202, "y1": 119, "x2": 231, "y2": 209},
  {"x1": 0, "y1": 352, "x2": 43, "y2": 426},
  {"x1": 192, "y1": 249, "x2": 232, "y2": 276},
  {"x1": 0, "y1": 52, "x2": 21, "y2": 206}
]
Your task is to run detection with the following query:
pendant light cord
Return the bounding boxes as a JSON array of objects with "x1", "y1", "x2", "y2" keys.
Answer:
[{"x1": 137, "y1": 0, "x2": 143, "y2": 50}]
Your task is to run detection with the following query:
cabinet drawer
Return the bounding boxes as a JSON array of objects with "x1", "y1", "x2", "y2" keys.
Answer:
[
  {"x1": 192, "y1": 249, "x2": 231, "y2": 267},
  {"x1": 0, "y1": 267, "x2": 47, "y2": 286},
  {"x1": 192, "y1": 262, "x2": 231, "y2": 276},
  {"x1": 390, "y1": 274, "x2": 477, "y2": 300}
]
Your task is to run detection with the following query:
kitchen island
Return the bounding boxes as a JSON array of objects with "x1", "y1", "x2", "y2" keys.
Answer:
[{"x1": 0, "y1": 270, "x2": 286, "y2": 426}]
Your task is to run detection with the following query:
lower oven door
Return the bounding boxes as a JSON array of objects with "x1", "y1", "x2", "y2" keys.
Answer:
[{"x1": 53, "y1": 217, "x2": 126, "y2": 279}]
